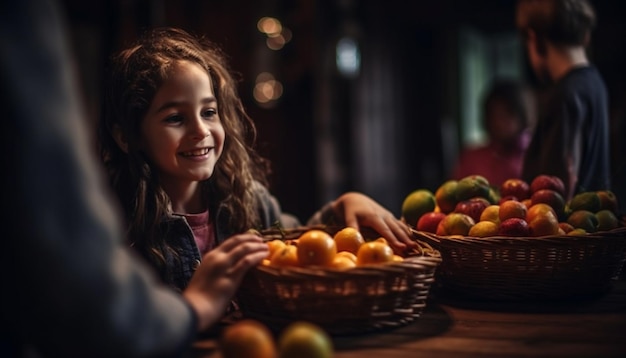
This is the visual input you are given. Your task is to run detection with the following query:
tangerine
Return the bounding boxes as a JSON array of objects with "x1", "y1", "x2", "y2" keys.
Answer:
[
  {"x1": 333, "y1": 227, "x2": 364, "y2": 254},
  {"x1": 297, "y1": 230, "x2": 336, "y2": 267},
  {"x1": 266, "y1": 240, "x2": 287, "y2": 259},
  {"x1": 330, "y1": 255, "x2": 357, "y2": 270},
  {"x1": 356, "y1": 242, "x2": 394, "y2": 266},
  {"x1": 335, "y1": 251, "x2": 357, "y2": 263},
  {"x1": 374, "y1": 237, "x2": 389, "y2": 245},
  {"x1": 269, "y1": 245, "x2": 299, "y2": 267}
]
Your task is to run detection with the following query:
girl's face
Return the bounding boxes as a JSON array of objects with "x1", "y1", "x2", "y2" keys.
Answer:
[{"x1": 140, "y1": 60, "x2": 225, "y2": 189}]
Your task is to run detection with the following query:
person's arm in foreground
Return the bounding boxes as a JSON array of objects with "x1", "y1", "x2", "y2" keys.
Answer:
[{"x1": 0, "y1": 1, "x2": 266, "y2": 356}]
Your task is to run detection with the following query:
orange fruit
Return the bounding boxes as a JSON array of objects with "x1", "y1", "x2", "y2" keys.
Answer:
[
  {"x1": 296, "y1": 230, "x2": 336, "y2": 267},
  {"x1": 266, "y1": 240, "x2": 287, "y2": 259},
  {"x1": 526, "y1": 203, "x2": 557, "y2": 223},
  {"x1": 270, "y1": 245, "x2": 299, "y2": 267},
  {"x1": 330, "y1": 255, "x2": 357, "y2": 270},
  {"x1": 499, "y1": 200, "x2": 528, "y2": 221},
  {"x1": 335, "y1": 251, "x2": 357, "y2": 263},
  {"x1": 261, "y1": 259, "x2": 271, "y2": 266},
  {"x1": 356, "y1": 242, "x2": 394, "y2": 266},
  {"x1": 528, "y1": 210, "x2": 559, "y2": 236},
  {"x1": 401, "y1": 189, "x2": 436, "y2": 226},
  {"x1": 220, "y1": 319, "x2": 277, "y2": 358},
  {"x1": 392, "y1": 255, "x2": 404, "y2": 262},
  {"x1": 278, "y1": 321, "x2": 333, "y2": 358},
  {"x1": 333, "y1": 227, "x2": 364, "y2": 254},
  {"x1": 374, "y1": 237, "x2": 389, "y2": 245}
]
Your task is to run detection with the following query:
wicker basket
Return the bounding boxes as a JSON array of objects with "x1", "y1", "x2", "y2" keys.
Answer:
[
  {"x1": 236, "y1": 226, "x2": 441, "y2": 335},
  {"x1": 414, "y1": 227, "x2": 626, "y2": 301}
]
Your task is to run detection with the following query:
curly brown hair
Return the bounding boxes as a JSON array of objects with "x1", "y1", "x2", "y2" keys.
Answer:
[{"x1": 98, "y1": 27, "x2": 270, "y2": 266}]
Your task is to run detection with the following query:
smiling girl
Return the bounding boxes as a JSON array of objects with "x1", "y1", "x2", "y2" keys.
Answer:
[{"x1": 98, "y1": 27, "x2": 413, "y2": 291}]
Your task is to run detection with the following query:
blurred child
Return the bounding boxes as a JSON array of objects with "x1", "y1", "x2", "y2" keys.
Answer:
[
  {"x1": 98, "y1": 27, "x2": 414, "y2": 291},
  {"x1": 453, "y1": 79, "x2": 536, "y2": 187},
  {"x1": 516, "y1": 0, "x2": 611, "y2": 199}
]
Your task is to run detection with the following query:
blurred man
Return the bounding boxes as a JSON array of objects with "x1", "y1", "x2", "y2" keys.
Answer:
[{"x1": 517, "y1": 0, "x2": 611, "y2": 200}]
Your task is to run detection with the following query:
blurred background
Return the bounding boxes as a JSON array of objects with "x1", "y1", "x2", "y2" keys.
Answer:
[{"x1": 59, "y1": 0, "x2": 625, "y2": 221}]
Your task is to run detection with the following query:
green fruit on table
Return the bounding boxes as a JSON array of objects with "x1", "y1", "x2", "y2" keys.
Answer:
[{"x1": 568, "y1": 192, "x2": 601, "y2": 213}]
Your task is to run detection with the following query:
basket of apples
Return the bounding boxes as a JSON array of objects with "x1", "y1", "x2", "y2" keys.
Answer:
[
  {"x1": 235, "y1": 225, "x2": 441, "y2": 335},
  {"x1": 402, "y1": 174, "x2": 626, "y2": 301}
]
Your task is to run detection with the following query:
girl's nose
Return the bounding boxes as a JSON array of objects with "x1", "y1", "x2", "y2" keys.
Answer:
[{"x1": 191, "y1": 118, "x2": 210, "y2": 139}]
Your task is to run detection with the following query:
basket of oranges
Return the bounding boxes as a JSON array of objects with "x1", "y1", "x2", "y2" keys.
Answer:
[
  {"x1": 235, "y1": 225, "x2": 441, "y2": 335},
  {"x1": 404, "y1": 174, "x2": 626, "y2": 301}
]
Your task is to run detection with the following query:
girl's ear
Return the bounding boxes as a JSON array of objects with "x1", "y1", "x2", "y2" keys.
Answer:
[{"x1": 112, "y1": 125, "x2": 129, "y2": 153}]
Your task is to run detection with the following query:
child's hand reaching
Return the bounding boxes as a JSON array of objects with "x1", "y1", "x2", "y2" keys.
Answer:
[
  {"x1": 182, "y1": 233, "x2": 268, "y2": 331},
  {"x1": 328, "y1": 192, "x2": 417, "y2": 254}
]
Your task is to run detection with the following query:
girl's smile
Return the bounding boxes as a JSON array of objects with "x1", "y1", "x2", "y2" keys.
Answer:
[{"x1": 180, "y1": 147, "x2": 213, "y2": 159}]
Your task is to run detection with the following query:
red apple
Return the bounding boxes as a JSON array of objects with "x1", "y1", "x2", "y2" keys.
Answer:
[
  {"x1": 500, "y1": 178, "x2": 530, "y2": 201},
  {"x1": 416, "y1": 212, "x2": 447, "y2": 233},
  {"x1": 530, "y1": 175, "x2": 566, "y2": 197},
  {"x1": 499, "y1": 217, "x2": 530, "y2": 237},
  {"x1": 454, "y1": 197, "x2": 490, "y2": 223},
  {"x1": 530, "y1": 189, "x2": 566, "y2": 220}
]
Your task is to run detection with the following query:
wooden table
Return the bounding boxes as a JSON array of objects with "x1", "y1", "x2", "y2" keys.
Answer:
[{"x1": 191, "y1": 278, "x2": 626, "y2": 357}]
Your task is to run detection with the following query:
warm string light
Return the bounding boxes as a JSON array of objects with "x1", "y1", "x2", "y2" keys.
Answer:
[{"x1": 254, "y1": 17, "x2": 291, "y2": 107}]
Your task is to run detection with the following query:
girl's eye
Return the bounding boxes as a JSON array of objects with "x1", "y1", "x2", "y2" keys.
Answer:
[
  {"x1": 164, "y1": 114, "x2": 183, "y2": 124},
  {"x1": 202, "y1": 108, "x2": 217, "y2": 119}
]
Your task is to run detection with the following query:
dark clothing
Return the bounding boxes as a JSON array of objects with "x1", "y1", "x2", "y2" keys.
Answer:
[
  {"x1": 522, "y1": 66, "x2": 611, "y2": 198},
  {"x1": 1, "y1": 1, "x2": 197, "y2": 356}
]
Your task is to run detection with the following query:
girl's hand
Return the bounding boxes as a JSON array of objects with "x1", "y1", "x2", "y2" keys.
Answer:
[
  {"x1": 182, "y1": 233, "x2": 268, "y2": 331},
  {"x1": 330, "y1": 192, "x2": 416, "y2": 254}
]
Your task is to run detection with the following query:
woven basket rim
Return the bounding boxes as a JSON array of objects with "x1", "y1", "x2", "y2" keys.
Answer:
[{"x1": 413, "y1": 226, "x2": 626, "y2": 246}]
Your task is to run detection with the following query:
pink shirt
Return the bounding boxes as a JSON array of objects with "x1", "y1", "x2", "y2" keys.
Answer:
[
  {"x1": 183, "y1": 210, "x2": 215, "y2": 255},
  {"x1": 453, "y1": 131, "x2": 531, "y2": 187}
]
